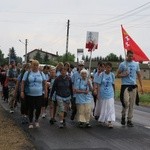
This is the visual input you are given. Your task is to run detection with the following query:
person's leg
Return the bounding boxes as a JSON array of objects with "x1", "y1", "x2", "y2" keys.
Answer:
[
  {"x1": 127, "y1": 88, "x2": 137, "y2": 127},
  {"x1": 35, "y1": 96, "x2": 42, "y2": 122},
  {"x1": 49, "y1": 99, "x2": 57, "y2": 124},
  {"x1": 84, "y1": 103, "x2": 92, "y2": 127},
  {"x1": 70, "y1": 97, "x2": 77, "y2": 120},
  {"x1": 57, "y1": 99, "x2": 65, "y2": 128},
  {"x1": 27, "y1": 96, "x2": 34, "y2": 128},
  {"x1": 9, "y1": 88, "x2": 15, "y2": 113},
  {"x1": 41, "y1": 95, "x2": 46, "y2": 118},
  {"x1": 76, "y1": 104, "x2": 86, "y2": 127},
  {"x1": 121, "y1": 88, "x2": 130, "y2": 125}
]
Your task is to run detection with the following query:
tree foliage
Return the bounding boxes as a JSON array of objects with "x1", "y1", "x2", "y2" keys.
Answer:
[
  {"x1": 82, "y1": 52, "x2": 124, "y2": 62},
  {"x1": 0, "y1": 50, "x2": 6, "y2": 65},
  {"x1": 57, "y1": 52, "x2": 75, "y2": 63},
  {"x1": 9, "y1": 47, "x2": 17, "y2": 61}
]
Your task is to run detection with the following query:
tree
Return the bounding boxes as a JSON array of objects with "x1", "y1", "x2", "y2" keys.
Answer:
[
  {"x1": 16, "y1": 57, "x2": 22, "y2": 63},
  {"x1": 0, "y1": 49, "x2": 5, "y2": 65},
  {"x1": 33, "y1": 51, "x2": 43, "y2": 63},
  {"x1": 105, "y1": 53, "x2": 119, "y2": 62},
  {"x1": 57, "y1": 52, "x2": 75, "y2": 63},
  {"x1": 43, "y1": 53, "x2": 49, "y2": 64},
  {"x1": 9, "y1": 47, "x2": 17, "y2": 62},
  {"x1": 119, "y1": 55, "x2": 124, "y2": 61}
]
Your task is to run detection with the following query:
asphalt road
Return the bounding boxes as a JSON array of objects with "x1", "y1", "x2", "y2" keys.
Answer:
[{"x1": 0, "y1": 98, "x2": 150, "y2": 150}]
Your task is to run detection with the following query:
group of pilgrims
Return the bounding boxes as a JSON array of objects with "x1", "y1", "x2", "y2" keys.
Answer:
[{"x1": 0, "y1": 50, "x2": 143, "y2": 129}]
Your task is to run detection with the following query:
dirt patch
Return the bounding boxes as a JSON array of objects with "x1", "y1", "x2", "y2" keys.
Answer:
[{"x1": 0, "y1": 104, "x2": 36, "y2": 150}]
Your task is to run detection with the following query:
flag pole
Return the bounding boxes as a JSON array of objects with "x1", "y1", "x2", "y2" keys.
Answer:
[
  {"x1": 88, "y1": 44, "x2": 96, "y2": 78},
  {"x1": 121, "y1": 25, "x2": 127, "y2": 60},
  {"x1": 88, "y1": 50, "x2": 92, "y2": 78}
]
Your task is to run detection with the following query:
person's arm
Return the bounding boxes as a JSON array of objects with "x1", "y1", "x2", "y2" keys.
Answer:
[
  {"x1": 44, "y1": 80, "x2": 48, "y2": 98},
  {"x1": 137, "y1": 71, "x2": 143, "y2": 94},
  {"x1": 14, "y1": 80, "x2": 19, "y2": 97},
  {"x1": 50, "y1": 79, "x2": 57, "y2": 98},
  {"x1": 97, "y1": 84, "x2": 100, "y2": 100},
  {"x1": 116, "y1": 69, "x2": 129, "y2": 78}
]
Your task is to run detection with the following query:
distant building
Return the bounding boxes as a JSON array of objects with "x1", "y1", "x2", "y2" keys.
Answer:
[{"x1": 25, "y1": 49, "x2": 59, "y2": 62}]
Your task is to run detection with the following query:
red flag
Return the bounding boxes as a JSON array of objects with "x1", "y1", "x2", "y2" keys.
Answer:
[{"x1": 121, "y1": 25, "x2": 149, "y2": 62}]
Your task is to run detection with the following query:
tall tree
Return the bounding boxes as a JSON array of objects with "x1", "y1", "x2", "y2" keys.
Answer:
[
  {"x1": 58, "y1": 52, "x2": 75, "y2": 63},
  {"x1": 9, "y1": 47, "x2": 17, "y2": 62},
  {"x1": 0, "y1": 49, "x2": 5, "y2": 65},
  {"x1": 105, "y1": 53, "x2": 119, "y2": 62}
]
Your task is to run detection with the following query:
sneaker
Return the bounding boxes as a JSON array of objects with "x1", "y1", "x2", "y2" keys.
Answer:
[
  {"x1": 42, "y1": 113, "x2": 46, "y2": 118},
  {"x1": 86, "y1": 123, "x2": 92, "y2": 128},
  {"x1": 35, "y1": 122, "x2": 40, "y2": 128},
  {"x1": 59, "y1": 122, "x2": 64, "y2": 128},
  {"x1": 108, "y1": 122, "x2": 113, "y2": 129},
  {"x1": 63, "y1": 119, "x2": 66, "y2": 127},
  {"x1": 127, "y1": 121, "x2": 134, "y2": 127},
  {"x1": 70, "y1": 112, "x2": 76, "y2": 120},
  {"x1": 121, "y1": 117, "x2": 126, "y2": 125},
  {"x1": 94, "y1": 116, "x2": 99, "y2": 121},
  {"x1": 28, "y1": 124, "x2": 34, "y2": 129},
  {"x1": 24, "y1": 116, "x2": 29, "y2": 124},
  {"x1": 9, "y1": 109, "x2": 14, "y2": 114},
  {"x1": 78, "y1": 122, "x2": 84, "y2": 128},
  {"x1": 49, "y1": 118, "x2": 56, "y2": 125}
]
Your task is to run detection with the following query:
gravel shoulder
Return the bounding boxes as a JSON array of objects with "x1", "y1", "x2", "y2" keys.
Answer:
[{"x1": 0, "y1": 104, "x2": 36, "y2": 150}]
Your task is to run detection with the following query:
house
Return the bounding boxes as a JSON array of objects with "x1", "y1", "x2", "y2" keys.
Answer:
[{"x1": 25, "y1": 49, "x2": 59, "y2": 62}]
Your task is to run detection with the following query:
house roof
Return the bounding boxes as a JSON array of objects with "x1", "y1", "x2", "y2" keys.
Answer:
[{"x1": 26, "y1": 49, "x2": 58, "y2": 57}]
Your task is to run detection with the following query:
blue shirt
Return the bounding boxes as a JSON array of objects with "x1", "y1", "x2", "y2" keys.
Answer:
[
  {"x1": 118, "y1": 61, "x2": 140, "y2": 85},
  {"x1": 96, "y1": 71, "x2": 115, "y2": 100},
  {"x1": 93, "y1": 72, "x2": 101, "y2": 84},
  {"x1": 22, "y1": 71, "x2": 46, "y2": 96},
  {"x1": 71, "y1": 71, "x2": 82, "y2": 97},
  {"x1": 75, "y1": 79, "x2": 93, "y2": 104}
]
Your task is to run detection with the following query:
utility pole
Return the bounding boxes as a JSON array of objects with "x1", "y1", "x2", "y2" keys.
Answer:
[
  {"x1": 19, "y1": 39, "x2": 28, "y2": 63},
  {"x1": 25, "y1": 39, "x2": 28, "y2": 63},
  {"x1": 66, "y1": 19, "x2": 70, "y2": 61}
]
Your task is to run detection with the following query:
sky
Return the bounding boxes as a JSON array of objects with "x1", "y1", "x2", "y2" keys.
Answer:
[{"x1": 0, "y1": 0, "x2": 150, "y2": 62}]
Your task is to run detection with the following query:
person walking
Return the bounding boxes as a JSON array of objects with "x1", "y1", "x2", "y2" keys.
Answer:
[
  {"x1": 93, "y1": 61, "x2": 105, "y2": 120},
  {"x1": 116, "y1": 50, "x2": 143, "y2": 127},
  {"x1": 75, "y1": 69, "x2": 93, "y2": 128},
  {"x1": 14, "y1": 63, "x2": 30, "y2": 124},
  {"x1": 41, "y1": 65, "x2": 50, "y2": 118},
  {"x1": 71, "y1": 60, "x2": 85, "y2": 120},
  {"x1": 50, "y1": 67, "x2": 73, "y2": 128},
  {"x1": 96, "y1": 62, "x2": 115, "y2": 128},
  {"x1": 21, "y1": 60, "x2": 47, "y2": 129},
  {"x1": 6, "y1": 60, "x2": 18, "y2": 113},
  {"x1": 48, "y1": 67, "x2": 57, "y2": 125}
]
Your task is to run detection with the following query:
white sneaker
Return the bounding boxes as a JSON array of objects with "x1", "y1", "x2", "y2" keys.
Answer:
[
  {"x1": 28, "y1": 124, "x2": 34, "y2": 129},
  {"x1": 9, "y1": 109, "x2": 14, "y2": 113},
  {"x1": 35, "y1": 122, "x2": 40, "y2": 128},
  {"x1": 42, "y1": 113, "x2": 46, "y2": 118},
  {"x1": 108, "y1": 123, "x2": 113, "y2": 128}
]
